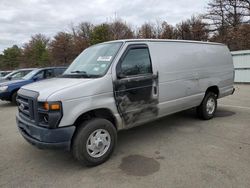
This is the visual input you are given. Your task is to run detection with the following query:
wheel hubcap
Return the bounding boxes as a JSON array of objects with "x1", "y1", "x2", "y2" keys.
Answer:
[
  {"x1": 86, "y1": 129, "x2": 111, "y2": 158},
  {"x1": 206, "y1": 97, "x2": 215, "y2": 115}
]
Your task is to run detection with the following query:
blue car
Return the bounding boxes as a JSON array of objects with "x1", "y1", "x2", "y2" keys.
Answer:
[{"x1": 0, "y1": 67, "x2": 66, "y2": 104}]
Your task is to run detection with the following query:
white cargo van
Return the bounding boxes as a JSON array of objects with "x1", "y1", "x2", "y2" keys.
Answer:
[{"x1": 16, "y1": 39, "x2": 235, "y2": 166}]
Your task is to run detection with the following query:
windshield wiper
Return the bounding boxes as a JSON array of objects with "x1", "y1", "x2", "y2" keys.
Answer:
[
  {"x1": 69, "y1": 70, "x2": 91, "y2": 78},
  {"x1": 61, "y1": 70, "x2": 100, "y2": 78},
  {"x1": 70, "y1": 70, "x2": 87, "y2": 74}
]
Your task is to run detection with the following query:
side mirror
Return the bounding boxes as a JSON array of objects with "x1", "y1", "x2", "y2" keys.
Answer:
[
  {"x1": 116, "y1": 64, "x2": 127, "y2": 79},
  {"x1": 33, "y1": 76, "x2": 38, "y2": 81},
  {"x1": 7, "y1": 76, "x2": 12, "y2": 80},
  {"x1": 117, "y1": 72, "x2": 126, "y2": 79}
]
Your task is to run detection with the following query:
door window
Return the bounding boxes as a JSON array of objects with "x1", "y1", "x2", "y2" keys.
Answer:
[
  {"x1": 34, "y1": 71, "x2": 45, "y2": 80},
  {"x1": 119, "y1": 47, "x2": 152, "y2": 77},
  {"x1": 11, "y1": 72, "x2": 22, "y2": 79},
  {"x1": 54, "y1": 68, "x2": 66, "y2": 76},
  {"x1": 45, "y1": 69, "x2": 54, "y2": 78}
]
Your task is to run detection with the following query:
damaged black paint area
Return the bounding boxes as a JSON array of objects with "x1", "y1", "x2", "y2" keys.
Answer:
[{"x1": 114, "y1": 74, "x2": 159, "y2": 127}]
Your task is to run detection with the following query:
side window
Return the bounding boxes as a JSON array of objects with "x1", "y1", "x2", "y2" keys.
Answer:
[
  {"x1": 11, "y1": 72, "x2": 22, "y2": 79},
  {"x1": 120, "y1": 47, "x2": 152, "y2": 77},
  {"x1": 45, "y1": 69, "x2": 54, "y2": 78},
  {"x1": 54, "y1": 68, "x2": 65, "y2": 76},
  {"x1": 34, "y1": 71, "x2": 45, "y2": 80},
  {"x1": 20, "y1": 71, "x2": 28, "y2": 77},
  {"x1": 23, "y1": 70, "x2": 31, "y2": 76}
]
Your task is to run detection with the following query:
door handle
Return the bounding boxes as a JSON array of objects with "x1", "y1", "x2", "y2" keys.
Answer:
[{"x1": 153, "y1": 86, "x2": 158, "y2": 95}]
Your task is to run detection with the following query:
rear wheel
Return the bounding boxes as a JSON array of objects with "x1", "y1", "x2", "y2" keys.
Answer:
[
  {"x1": 72, "y1": 118, "x2": 117, "y2": 166},
  {"x1": 197, "y1": 92, "x2": 217, "y2": 120}
]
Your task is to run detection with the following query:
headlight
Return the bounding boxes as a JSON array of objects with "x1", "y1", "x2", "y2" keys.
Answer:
[
  {"x1": 38, "y1": 101, "x2": 63, "y2": 128},
  {"x1": 0, "y1": 86, "x2": 8, "y2": 92}
]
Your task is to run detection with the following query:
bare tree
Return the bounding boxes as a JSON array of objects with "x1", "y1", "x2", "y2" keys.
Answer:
[
  {"x1": 225, "y1": 0, "x2": 245, "y2": 28},
  {"x1": 71, "y1": 22, "x2": 94, "y2": 55},
  {"x1": 49, "y1": 32, "x2": 75, "y2": 65},
  {"x1": 176, "y1": 20, "x2": 192, "y2": 40},
  {"x1": 205, "y1": 0, "x2": 249, "y2": 30},
  {"x1": 189, "y1": 16, "x2": 209, "y2": 41},
  {"x1": 109, "y1": 19, "x2": 134, "y2": 40},
  {"x1": 159, "y1": 21, "x2": 176, "y2": 39},
  {"x1": 137, "y1": 23, "x2": 157, "y2": 38},
  {"x1": 204, "y1": 0, "x2": 228, "y2": 35}
]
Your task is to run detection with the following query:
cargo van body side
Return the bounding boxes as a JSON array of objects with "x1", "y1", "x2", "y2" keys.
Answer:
[{"x1": 147, "y1": 41, "x2": 234, "y2": 117}]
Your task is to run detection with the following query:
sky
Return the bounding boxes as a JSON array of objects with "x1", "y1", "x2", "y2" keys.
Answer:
[{"x1": 0, "y1": 0, "x2": 209, "y2": 53}]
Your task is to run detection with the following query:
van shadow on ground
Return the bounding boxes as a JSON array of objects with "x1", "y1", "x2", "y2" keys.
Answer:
[{"x1": 215, "y1": 108, "x2": 236, "y2": 117}]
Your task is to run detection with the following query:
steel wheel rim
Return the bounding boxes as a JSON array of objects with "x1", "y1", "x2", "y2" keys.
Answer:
[
  {"x1": 206, "y1": 97, "x2": 215, "y2": 115},
  {"x1": 86, "y1": 129, "x2": 111, "y2": 158}
]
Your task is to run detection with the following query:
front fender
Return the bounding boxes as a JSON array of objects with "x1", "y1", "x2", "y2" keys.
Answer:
[{"x1": 58, "y1": 92, "x2": 123, "y2": 130}]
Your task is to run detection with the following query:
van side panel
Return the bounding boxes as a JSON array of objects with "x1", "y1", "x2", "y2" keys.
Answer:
[{"x1": 147, "y1": 42, "x2": 234, "y2": 117}]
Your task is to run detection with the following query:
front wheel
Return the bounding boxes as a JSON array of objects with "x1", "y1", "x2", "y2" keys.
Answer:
[
  {"x1": 72, "y1": 118, "x2": 117, "y2": 166},
  {"x1": 11, "y1": 91, "x2": 18, "y2": 105},
  {"x1": 196, "y1": 92, "x2": 217, "y2": 120}
]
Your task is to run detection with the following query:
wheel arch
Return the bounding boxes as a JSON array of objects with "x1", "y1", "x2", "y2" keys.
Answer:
[
  {"x1": 205, "y1": 85, "x2": 219, "y2": 98},
  {"x1": 73, "y1": 108, "x2": 118, "y2": 130},
  {"x1": 9, "y1": 87, "x2": 20, "y2": 101}
]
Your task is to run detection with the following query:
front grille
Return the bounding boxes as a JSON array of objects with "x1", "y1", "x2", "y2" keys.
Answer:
[
  {"x1": 17, "y1": 95, "x2": 35, "y2": 121},
  {"x1": 17, "y1": 89, "x2": 39, "y2": 123},
  {"x1": 17, "y1": 89, "x2": 61, "y2": 128}
]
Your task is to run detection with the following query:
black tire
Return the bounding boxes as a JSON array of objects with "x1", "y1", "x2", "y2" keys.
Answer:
[
  {"x1": 11, "y1": 91, "x2": 18, "y2": 105},
  {"x1": 72, "y1": 118, "x2": 117, "y2": 166},
  {"x1": 196, "y1": 92, "x2": 217, "y2": 120}
]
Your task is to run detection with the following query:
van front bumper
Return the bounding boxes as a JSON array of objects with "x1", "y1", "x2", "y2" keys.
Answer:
[{"x1": 16, "y1": 114, "x2": 75, "y2": 151}]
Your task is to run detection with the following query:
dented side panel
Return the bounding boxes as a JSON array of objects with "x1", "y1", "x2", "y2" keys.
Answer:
[{"x1": 113, "y1": 74, "x2": 159, "y2": 128}]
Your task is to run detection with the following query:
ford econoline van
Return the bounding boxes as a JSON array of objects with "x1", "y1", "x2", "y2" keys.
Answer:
[{"x1": 16, "y1": 39, "x2": 235, "y2": 166}]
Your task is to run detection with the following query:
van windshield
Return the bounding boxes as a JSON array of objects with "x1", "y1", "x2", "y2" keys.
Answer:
[{"x1": 62, "y1": 42, "x2": 122, "y2": 78}]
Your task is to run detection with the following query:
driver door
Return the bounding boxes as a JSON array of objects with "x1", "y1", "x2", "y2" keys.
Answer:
[{"x1": 114, "y1": 44, "x2": 159, "y2": 128}]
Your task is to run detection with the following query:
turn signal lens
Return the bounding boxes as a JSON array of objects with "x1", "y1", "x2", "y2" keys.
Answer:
[
  {"x1": 43, "y1": 102, "x2": 50, "y2": 110},
  {"x1": 43, "y1": 102, "x2": 61, "y2": 111},
  {"x1": 50, "y1": 104, "x2": 60, "y2": 110}
]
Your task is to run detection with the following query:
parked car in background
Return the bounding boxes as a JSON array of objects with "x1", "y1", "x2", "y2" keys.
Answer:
[
  {"x1": 0, "y1": 71, "x2": 12, "y2": 78},
  {"x1": 0, "y1": 67, "x2": 66, "y2": 104},
  {"x1": 15, "y1": 39, "x2": 235, "y2": 166},
  {"x1": 0, "y1": 68, "x2": 34, "y2": 83}
]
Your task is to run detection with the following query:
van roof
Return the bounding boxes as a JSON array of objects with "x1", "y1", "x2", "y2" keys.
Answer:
[{"x1": 103, "y1": 39, "x2": 225, "y2": 46}]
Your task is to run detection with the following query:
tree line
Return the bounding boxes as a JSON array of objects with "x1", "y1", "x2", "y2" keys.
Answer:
[{"x1": 0, "y1": 0, "x2": 249, "y2": 70}]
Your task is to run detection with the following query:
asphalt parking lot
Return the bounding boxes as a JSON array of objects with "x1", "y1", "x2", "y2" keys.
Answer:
[{"x1": 0, "y1": 84, "x2": 250, "y2": 188}]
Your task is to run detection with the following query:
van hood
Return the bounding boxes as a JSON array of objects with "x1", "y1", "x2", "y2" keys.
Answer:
[{"x1": 22, "y1": 78, "x2": 92, "y2": 100}]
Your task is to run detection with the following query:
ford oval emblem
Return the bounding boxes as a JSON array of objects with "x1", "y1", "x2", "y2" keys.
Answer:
[{"x1": 20, "y1": 104, "x2": 25, "y2": 111}]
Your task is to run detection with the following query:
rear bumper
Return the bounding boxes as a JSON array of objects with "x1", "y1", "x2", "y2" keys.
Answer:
[
  {"x1": 218, "y1": 86, "x2": 235, "y2": 98},
  {"x1": 231, "y1": 88, "x2": 235, "y2": 95},
  {"x1": 16, "y1": 114, "x2": 75, "y2": 151}
]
